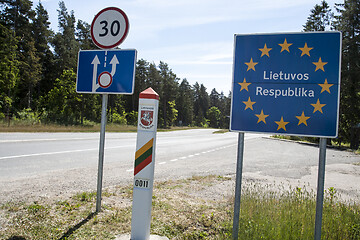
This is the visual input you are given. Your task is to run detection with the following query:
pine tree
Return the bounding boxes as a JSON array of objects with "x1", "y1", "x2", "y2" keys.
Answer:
[
  {"x1": 193, "y1": 82, "x2": 209, "y2": 126},
  {"x1": 219, "y1": 91, "x2": 231, "y2": 129},
  {"x1": 303, "y1": 0, "x2": 333, "y2": 31},
  {"x1": 147, "y1": 62, "x2": 162, "y2": 96},
  {"x1": 127, "y1": 59, "x2": 149, "y2": 111},
  {"x1": 333, "y1": 0, "x2": 360, "y2": 149},
  {"x1": 0, "y1": 23, "x2": 19, "y2": 120},
  {"x1": 158, "y1": 61, "x2": 179, "y2": 128},
  {"x1": 52, "y1": 1, "x2": 79, "y2": 72},
  {"x1": 0, "y1": 0, "x2": 41, "y2": 109},
  {"x1": 177, "y1": 79, "x2": 194, "y2": 126},
  {"x1": 209, "y1": 88, "x2": 220, "y2": 109},
  {"x1": 76, "y1": 19, "x2": 96, "y2": 50},
  {"x1": 33, "y1": 2, "x2": 55, "y2": 100}
]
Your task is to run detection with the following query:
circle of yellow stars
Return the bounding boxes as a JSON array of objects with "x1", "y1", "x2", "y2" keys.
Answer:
[{"x1": 238, "y1": 38, "x2": 334, "y2": 132}]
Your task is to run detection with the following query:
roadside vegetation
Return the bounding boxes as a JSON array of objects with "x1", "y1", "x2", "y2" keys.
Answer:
[
  {"x1": 0, "y1": 121, "x2": 202, "y2": 133},
  {"x1": 272, "y1": 135, "x2": 360, "y2": 154},
  {"x1": 1, "y1": 175, "x2": 359, "y2": 240}
]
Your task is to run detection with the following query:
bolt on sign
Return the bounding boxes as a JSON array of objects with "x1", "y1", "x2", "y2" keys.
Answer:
[{"x1": 230, "y1": 32, "x2": 341, "y2": 138}]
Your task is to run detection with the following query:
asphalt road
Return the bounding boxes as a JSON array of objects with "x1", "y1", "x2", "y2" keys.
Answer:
[{"x1": 0, "y1": 129, "x2": 359, "y2": 203}]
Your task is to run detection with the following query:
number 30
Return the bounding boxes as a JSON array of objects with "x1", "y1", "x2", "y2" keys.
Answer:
[{"x1": 99, "y1": 20, "x2": 120, "y2": 37}]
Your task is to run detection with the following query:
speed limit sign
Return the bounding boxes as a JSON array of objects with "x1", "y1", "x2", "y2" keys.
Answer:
[{"x1": 91, "y1": 7, "x2": 129, "y2": 49}]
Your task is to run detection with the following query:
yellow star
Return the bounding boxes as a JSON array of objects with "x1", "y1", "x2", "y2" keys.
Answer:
[
  {"x1": 243, "y1": 97, "x2": 256, "y2": 110},
  {"x1": 259, "y1": 43, "x2": 272, "y2": 57},
  {"x1": 279, "y1": 38, "x2": 292, "y2": 53},
  {"x1": 318, "y1": 79, "x2": 334, "y2": 93},
  {"x1": 245, "y1": 58, "x2": 258, "y2": 71},
  {"x1": 238, "y1": 78, "x2": 251, "y2": 92},
  {"x1": 296, "y1": 111, "x2": 310, "y2": 126},
  {"x1": 255, "y1": 109, "x2": 269, "y2": 124},
  {"x1": 275, "y1": 116, "x2": 289, "y2": 131},
  {"x1": 298, "y1": 43, "x2": 313, "y2": 57},
  {"x1": 313, "y1": 57, "x2": 328, "y2": 72},
  {"x1": 311, "y1": 99, "x2": 326, "y2": 113}
]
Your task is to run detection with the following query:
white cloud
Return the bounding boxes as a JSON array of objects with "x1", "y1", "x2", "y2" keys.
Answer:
[
  {"x1": 127, "y1": 0, "x2": 325, "y2": 33},
  {"x1": 199, "y1": 53, "x2": 233, "y2": 62}
]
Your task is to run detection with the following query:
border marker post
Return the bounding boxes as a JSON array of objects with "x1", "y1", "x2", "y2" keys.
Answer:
[{"x1": 131, "y1": 87, "x2": 159, "y2": 240}]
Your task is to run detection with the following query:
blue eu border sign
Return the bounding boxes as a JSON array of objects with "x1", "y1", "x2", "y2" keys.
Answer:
[
  {"x1": 76, "y1": 49, "x2": 137, "y2": 94},
  {"x1": 230, "y1": 32, "x2": 341, "y2": 138}
]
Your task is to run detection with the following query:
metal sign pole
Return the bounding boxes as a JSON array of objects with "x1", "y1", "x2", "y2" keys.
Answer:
[
  {"x1": 232, "y1": 132, "x2": 245, "y2": 240},
  {"x1": 314, "y1": 138, "x2": 327, "y2": 240},
  {"x1": 96, "y1": 94, "x2": 108, "y2": 213}
]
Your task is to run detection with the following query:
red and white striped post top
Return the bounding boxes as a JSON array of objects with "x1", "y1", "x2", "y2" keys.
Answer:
[{"x1": 139, "y1": 87, "x2": 159, "y2": 100}]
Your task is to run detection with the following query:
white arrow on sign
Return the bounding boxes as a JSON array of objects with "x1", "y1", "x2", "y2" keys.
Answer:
[
  {"x1": 92, "y1": 55, "x2": 100, "y2": 91},
  {"x1": 110, "y1": 55, "x2": 119, "y2": 76}
]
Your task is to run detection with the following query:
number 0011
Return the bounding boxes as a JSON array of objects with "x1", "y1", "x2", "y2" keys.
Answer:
[{"x1": 134, "y1": 178, "x2": 150, "y2": 189}]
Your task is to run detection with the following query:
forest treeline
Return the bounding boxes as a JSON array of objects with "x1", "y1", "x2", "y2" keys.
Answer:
[
  {"x1": 0, "y1": 0, "x2": 231, "y2": 129},
  {"x1": 0, "y1": 0, "x2": 359, "y2": 148}
]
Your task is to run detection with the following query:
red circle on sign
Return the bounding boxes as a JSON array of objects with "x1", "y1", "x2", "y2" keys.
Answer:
[
  {"x1": 98, "y1": 71, "x2": 113, "y2": 88},
  {"x1": 91, "y1": 7, "x2": 129, "y2": 49}
]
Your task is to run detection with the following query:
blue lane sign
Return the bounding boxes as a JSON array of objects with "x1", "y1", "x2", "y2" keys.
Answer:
[
  {"x1": 76, "y1": 49, "x2": 137, "y2": 94},
  {"x1": 230, "y1": 32, "x2": 341, "y2": 138}
]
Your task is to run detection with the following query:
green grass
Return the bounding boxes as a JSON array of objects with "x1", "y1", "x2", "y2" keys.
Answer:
[
  {"x1": 238, "y1": 183, "x2": 360, "y2": 239},
  {"x1": 0, "y1": 122, "x2": 138, "y2": 132},
  {"x1": 1, "y1": 176, "x2": 359, "y2": 239},
  {"x1": 272, "y1": 135, "x2": 360, "y2": 154}
]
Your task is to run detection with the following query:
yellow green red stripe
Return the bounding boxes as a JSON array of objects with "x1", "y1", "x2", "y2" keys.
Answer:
[
  {"x1": 134, "y1": 138, "x2": 153, "y2": 175},
  {"x1": 135, "y1": 138, "x2": 153, "y2": 159}
]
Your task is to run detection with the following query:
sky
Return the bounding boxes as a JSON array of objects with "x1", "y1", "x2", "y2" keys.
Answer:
[{"x1": 33, "y1": 0, "x2": 339, "y2": 94}]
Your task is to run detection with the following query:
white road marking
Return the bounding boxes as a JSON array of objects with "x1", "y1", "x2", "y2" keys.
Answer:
[
  {"x1": 0, "y1": 145, "x2": 134, "y2": 160},
  {"x1": 0, "y1": 148, "x2": 97, "y2": 160},
  {"x1": 0, "y1": 135, "x2": 134, "y2": 143},
  {"x1": 130, "y1": 143, "x2": 237, "y2": 173},
  {"x1": 156, "y1": 144, "x2": 236, "y2": 166},
  {"x1": 0, "y1": 137, "x2": 99, "y2": 143}
]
